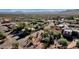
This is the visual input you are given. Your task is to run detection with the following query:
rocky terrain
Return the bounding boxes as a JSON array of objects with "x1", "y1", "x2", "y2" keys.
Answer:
[{"x1": 0, "y1": 13, "x2": 79, "y2": 49}]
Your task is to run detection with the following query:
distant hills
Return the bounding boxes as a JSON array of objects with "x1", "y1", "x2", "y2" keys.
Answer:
[
  {"x1": 58, "y1": 9, "x2": 79, "y2": 15},
  {"x1": 0, "y1": 9, "x2": 65, "y2": 13},
  {"x1": 0, "y1": 9, "x2": 79, "y2": 15}
]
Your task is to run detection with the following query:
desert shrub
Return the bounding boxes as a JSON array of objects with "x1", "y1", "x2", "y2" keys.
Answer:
[
  {"x1": 66, "y1": 16, "x2": 74, "y2": 20},
  {"x1": 41, "y1": 30, "x2": 50, "y2": 42},
  {"x1": 41, "y1": 37, "x2": 51, "y2": 49},
  {"x1": 76, "y1": 40, "x2": 79, "y2": 48},
  {"x1": 17, "y1": 22, "x2": 26, "y2": 29},
  {"x1": 10, "y1": 22, "x2": 26, "y2": 34},
  {"x1": 0, "y1": 32, "x2": 5, "y2": 40},
  {"x1": 31, "y1": 19, "x2": 45, "y2": 30},
  {"x1": 43, "y1": 32, "x2": 49, "y2": 37},
  {"x1": 59, "y1": 38, "x2": 68, "y2": 46},
  {"x1": 34, "y1": 24, "x2": 43, "y2": 31},
  {"x1": 53, "y1": 31, "x2": 61, "y2": 39},
  {"x1": 50, "y1": 35, "x2": 54, "y2": 44},
  {"x1": 34, "y1": 24, "x2": 39, "y2": 30},
  {"x1": 44, "y1": 43, "x2": 50, "y2": 49},
  {"x1": 44, "y1": 27, "x2": 50, "y2": 33},
  {"x1": 41, "y1": 31, "x2": 54, "y2": 48},
  {"x1": 43, "y1": 37, "x2": 50, "y2": 43},
  {"x1": 25, "y1": 28, "x2": 31, "y2": 34},
  {"x1": 12, "y1": 42, "x2": 19, "y2": 49}
]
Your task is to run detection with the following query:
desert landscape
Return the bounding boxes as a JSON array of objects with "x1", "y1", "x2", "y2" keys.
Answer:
[{"x1": 0, "y1": 9, "x2": 79, "y2": 49}]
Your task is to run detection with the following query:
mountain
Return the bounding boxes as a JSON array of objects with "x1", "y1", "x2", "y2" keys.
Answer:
[
  {"x1": 0, "y1": 9, "x2": 66, "y2": 14},
  {"x1": 0, "y1": 9, "x2": 79, "y2": 15},
  {"x1": 0, "y1": 9, "x2": 65, "y2": 12},
  {"x1": 59, "y1": 9, "x2": 79, "y2": 15}
]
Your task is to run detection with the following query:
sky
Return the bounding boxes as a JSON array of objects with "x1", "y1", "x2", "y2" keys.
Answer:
[{"x1": 0, "y1": 9, "x2": 67, "y2": 12}]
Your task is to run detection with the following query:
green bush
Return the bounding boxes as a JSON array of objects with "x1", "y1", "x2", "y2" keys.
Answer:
[
  {"x1": 59, "y1": 38, "x2": 68, "y2": 46},
  {"x1": 12, "y1": 42, "x2": 19, "y2": 49},
  {"x1": 41, "y1": 31, "x2": 50, "y2": 42},
  {"x1": 17, "y1": 22, "x2": 26, "y2": 29},
  {"x1": 66, "y1": 16, "x2": 74, "y2": 20},
  {"x1": 43, "y1": 32, "x2": 49, "y2": 37},
  {"x1": 25, "y1": 27, "x2": 31, "y2": 33},
  {"x1": 14, "y1": 22, "x2": 26, "y2": 31},
  {"x1": 42, "y1": 37, "x2": 51, "y2": 49},
  {"x1": 0, "y1": 32, "x2": 5, "y2": 40},
  {"x1": 53, "y1": 31, "x2": 61, "y2": 39},
  {"x1": 42, "y1": 31, "x2": 54, "y2": 45},
  {"x1": 43, "y1": 37, "x2": 50, "y2": 43},
  {"x1": 0, "y1": 32, "x2": 4, "y2": 37},
  {"x1": 30, "y1": 19, "x2": 46, "y2": 30},
  {"x1": 11, "y1": 23, "x2": 26, "y2": 33},
  {"x1": 76, "y1": 40, "x2": 79, "y2": 48}
]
